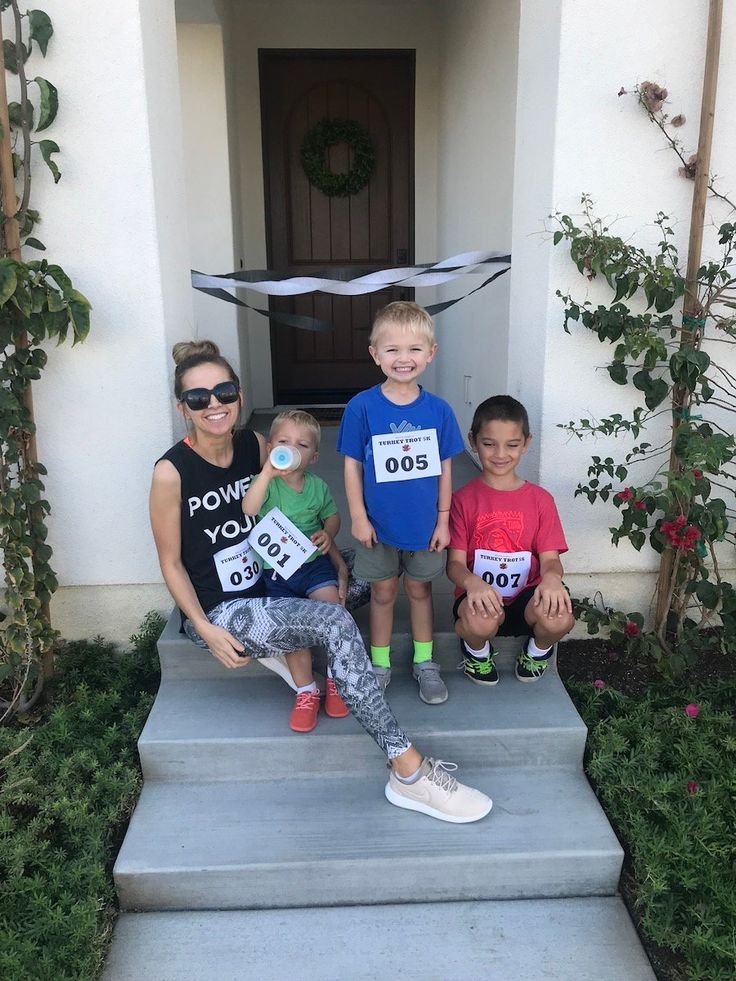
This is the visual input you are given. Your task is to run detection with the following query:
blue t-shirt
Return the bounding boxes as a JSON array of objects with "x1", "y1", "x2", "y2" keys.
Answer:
[{"x1": 337, "y1": 385, "x2": 464, "y2": 550}]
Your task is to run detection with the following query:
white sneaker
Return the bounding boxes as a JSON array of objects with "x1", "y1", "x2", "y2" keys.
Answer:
[{"x1": 385, "y1": 758, "x2": 492, "y2": 824}]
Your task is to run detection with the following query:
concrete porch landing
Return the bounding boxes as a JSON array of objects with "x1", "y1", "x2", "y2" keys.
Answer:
[{"x1": 103, "y1": 431, "x2": 654, "y2": 980}]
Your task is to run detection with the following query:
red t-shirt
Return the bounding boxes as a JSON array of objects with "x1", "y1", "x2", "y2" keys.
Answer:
[{"x1": 449, "y1": 479, "x2": 568, "y2": 603}]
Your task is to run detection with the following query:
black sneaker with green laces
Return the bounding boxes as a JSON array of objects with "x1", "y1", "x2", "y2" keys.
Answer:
[
  {"x1": 515, "y1": 646, "x2": 552, "y2": 683},
  {"x1": 462, "y1": 645, "x2": 499, "y2": 686}
]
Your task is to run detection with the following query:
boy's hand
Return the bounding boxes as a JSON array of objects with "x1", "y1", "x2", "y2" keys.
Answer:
[
  {"x1": 336, "y1": 563, "x2": 349, "y2": 606},
  {"x1": 464, "y1": 574, "x2": 504, "y2": 618},
  {"x1": 533, "y1": 574, "x2": 572, "y2": 618},
  {"x1": 311, "y1": 529, "x2": 332, "y2": 554},
  {"x1": 352, "y1": 515, "x2": 377, "y2": 549},
  {"x1": 429, "y1": 522, "x2": 450, "y2": 552}
]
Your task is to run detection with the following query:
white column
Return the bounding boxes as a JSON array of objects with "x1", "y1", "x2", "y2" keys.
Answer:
[{"x1": 20, "y1": 0, "x2": 194, "y2": 639}]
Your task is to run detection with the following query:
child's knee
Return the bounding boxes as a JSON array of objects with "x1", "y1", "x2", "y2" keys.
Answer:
[
  {"x1": 372, "y1": 578, "x2": 399, "y2": 605},
  {"x1": 532, "y1": 610, "x2": 575, "y2": 639},
  {"x1": 404, "y1": 577, "x2": 431, "y2": 601}
]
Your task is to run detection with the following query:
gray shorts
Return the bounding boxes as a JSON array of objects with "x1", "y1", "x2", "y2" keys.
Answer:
[{"x1": 353, "y1": 540, "x2": 445, "y2": 583}]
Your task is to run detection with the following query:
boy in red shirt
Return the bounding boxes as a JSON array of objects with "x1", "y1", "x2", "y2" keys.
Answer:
[{"x1": 447, "y1": 396, "x2": 575, "y2": 684}]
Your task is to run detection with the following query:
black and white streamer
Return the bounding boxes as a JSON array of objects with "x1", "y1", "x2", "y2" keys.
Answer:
[{"x1": 191, "y1": 250, "x2": 511, "y2": 332}]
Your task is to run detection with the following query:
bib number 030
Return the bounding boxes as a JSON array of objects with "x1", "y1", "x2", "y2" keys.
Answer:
[{"x1": 213, "y1": 539, "x2": 262, "y2": 593}]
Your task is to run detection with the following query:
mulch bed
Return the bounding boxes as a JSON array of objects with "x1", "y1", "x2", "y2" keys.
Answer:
[{"x1": 556, "y1": 636, "x2": 736, "y2": 697}]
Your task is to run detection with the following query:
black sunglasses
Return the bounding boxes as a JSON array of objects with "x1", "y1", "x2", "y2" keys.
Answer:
[{"x1": 179, "y1": 381, "x2": 240, "y2": 411}]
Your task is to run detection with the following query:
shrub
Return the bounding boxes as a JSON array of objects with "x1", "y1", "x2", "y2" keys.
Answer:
[
  {"x1": 569, "y1": 681, "x2": 736, "y2": 980},
  {"x1": 0, "y1": 613, "x2": 162, "y2": 981}
]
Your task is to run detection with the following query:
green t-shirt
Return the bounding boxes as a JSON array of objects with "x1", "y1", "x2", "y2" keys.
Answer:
[{"x1": 259, "y1": 471, "x2": 338, "y2": 567}]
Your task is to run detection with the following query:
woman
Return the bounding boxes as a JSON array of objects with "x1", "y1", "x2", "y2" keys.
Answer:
[{"x1": 149, "y1": 340, "x2": 492, "y2": 824}]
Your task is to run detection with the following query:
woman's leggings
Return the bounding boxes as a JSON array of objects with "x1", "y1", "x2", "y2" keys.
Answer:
[{"x1": 184, "y1": 597, "x2": 412, "y2": 760}]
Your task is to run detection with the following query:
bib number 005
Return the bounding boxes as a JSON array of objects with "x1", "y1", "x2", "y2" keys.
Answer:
[{"x1": 371, "y1": 428, "x2": 442, "y2": 484}]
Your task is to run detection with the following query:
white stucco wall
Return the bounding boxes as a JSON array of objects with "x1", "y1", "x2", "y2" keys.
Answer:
[
  {"x1": 2, "y1": 0, "x2": 194, "y2": 640},
  {"x1": 226, "y1": 0, "x2": 443, "y2": 407},
  {"x1": 511, "y1": 0, "x2": 736, "y2": 609},
  {"x1": 435, "y1": 0, "x2": 519, "y2": 443},
  {"x1": 176, "y1": 22, "x2": 246, "y2": 417}
]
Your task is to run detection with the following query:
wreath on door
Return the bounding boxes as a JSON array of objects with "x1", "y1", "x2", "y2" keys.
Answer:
[{"x1": 301, "y1": 118, "x2": 375, "y2": 198}]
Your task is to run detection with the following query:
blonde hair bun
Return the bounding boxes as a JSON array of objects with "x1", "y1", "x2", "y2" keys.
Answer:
[{"x1": 172, "y1": 339, "x2": 221, "y2": 365}]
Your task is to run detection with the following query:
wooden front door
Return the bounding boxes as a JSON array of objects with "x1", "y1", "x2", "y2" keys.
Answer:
[{"x1": 260, "y1": 50, "x2": 415, "y2": 404}]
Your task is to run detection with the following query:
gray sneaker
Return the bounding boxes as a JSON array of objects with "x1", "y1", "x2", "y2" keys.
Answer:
[
  {"x1": 413, "y1": 660, "x2": 448, "y2": 704},
  {"x1": 372, "y1": 665, "x2": 391, "y2": 692},
  {"x1": 385, "y1": 757, "x2": 493, "y2": 823}
]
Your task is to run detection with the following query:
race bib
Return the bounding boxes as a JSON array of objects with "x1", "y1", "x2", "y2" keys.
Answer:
[
  {"x1": 248, "y1": 507, "x2": 317, "y2": 580},
  {"x1": 213, "y1": 538, "x2": 262, "y2": 593},
  {"x1": 371, "y1": 429, "x2": 442, "y2": 483},
  {"x1": 472, "y1": 550, "x2": 532, "y2": 600}
]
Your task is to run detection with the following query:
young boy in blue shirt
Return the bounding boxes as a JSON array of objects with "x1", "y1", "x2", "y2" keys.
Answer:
[{"x1": 337, "y1": 301, "x2": 464, "y2": 704}]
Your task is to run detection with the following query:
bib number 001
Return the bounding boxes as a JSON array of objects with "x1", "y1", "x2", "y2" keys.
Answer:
[{"x1": 256, "y1": 531, "x2": 291, "y2": 570}]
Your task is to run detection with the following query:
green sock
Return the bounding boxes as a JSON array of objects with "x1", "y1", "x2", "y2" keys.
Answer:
[
  {"x1": 371, "y1": 645, "x2": 391, "y2": 668},
  {"x1": 413, "y1": 640, "x2": 433, "y2": 664}
]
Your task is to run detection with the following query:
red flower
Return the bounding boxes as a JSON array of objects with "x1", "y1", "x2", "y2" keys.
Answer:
[
  {"x1": 692, "y1": 469, "x2": 703, "y2": 479},
  {"x1": 660, "y1": 515, "x2": 701, "y2": 553},
  {"x1": 593, "y1": 679, "x2": 606, "y2": 690},
  {"x1": 625, "y1": 621, "x2": 640, "y2": 638},
  {"x1": 615, "y1": 487, "x2": 634, "y2": 503},
  {"x1": 633, "y1": 500, "x2": 647, "y2": 510},
  {"x1": 687, "y1": 781, "x2": 699, "y2": 795},
  {"x1": 684, "y1": 703, "x2": 700, "y2": 718}
]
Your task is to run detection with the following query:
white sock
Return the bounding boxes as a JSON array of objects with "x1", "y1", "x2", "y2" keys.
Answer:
[
  {"x1": 395, "y1": 765, "x2": 423, "y2": 784},
  {"x1": 326, "y1": 666, "x2": 333, "y2": 678},
  {"x1": 296, "y1": 681, "x2": 318, "y2": 694},
  {"x1": 527, "y1": 638, "x2": 552, "y2": 659},
  {"x1": 463, "y1": 640, "x2": 491, "y2": 659}
]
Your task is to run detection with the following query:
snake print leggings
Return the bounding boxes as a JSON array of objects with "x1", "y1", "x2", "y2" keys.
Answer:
[{"x1": 184, "y1": 597, "x2": 412, "y2": 760}]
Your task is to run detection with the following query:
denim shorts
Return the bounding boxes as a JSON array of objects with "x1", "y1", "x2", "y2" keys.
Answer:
[{"x1": 263, "y1": 552, "x2": 338, "y2": 600}]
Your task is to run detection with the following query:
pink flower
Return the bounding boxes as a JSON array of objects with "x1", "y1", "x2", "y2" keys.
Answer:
[
  {"x1": 679, "y1": 153, "x2": 698, "y2": 179},
  {"x1": 593, "y1": 679, "x2": 606, "y2": 690},
  {"x1": 687, "y1": 781, "x2": 699, "y2": 795},
  {"x1": 660, "y1": 515, "x2": 701, "y2": 553},
  {"x1": 615, "y1": 487, "x2": 635, "y2": 503},
  {"x1": 639, "y1": 81, "x2": 668, "y2": 114},
  {"x1": 692, "y1": 469, "x2": 703, "y2": 479},
  {"x1": 618, "y1": 86, "x2": 627, "y2": 98},
  {"x1": 671, "y1": 114, "x2": 686, "y2": 127},
  {"x1": 625, "y1": 621, "x2": 640, "y2": 638},
  {"x1": 684, "y1": 703, "x2": 700, "y2": 718},
  {"x1": 633, "y1": 500, "x2": 647, "y2": 511}
]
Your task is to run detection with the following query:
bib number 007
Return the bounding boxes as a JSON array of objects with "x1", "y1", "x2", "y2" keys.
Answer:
[{"x1": 481, "y1": 570, "x2": 521, "y2": 590}]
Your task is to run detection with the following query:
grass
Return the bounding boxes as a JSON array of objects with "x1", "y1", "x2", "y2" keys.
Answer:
[{"x1": 0, "y1": 613, "x2": 163, "y2": 981}]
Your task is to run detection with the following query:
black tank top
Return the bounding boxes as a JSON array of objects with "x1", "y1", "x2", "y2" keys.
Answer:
[{"x1": 159, "y1": 428, "x2": 266, "y2": 613}]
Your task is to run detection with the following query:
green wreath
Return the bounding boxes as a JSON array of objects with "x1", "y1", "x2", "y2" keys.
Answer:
[{"x1": 301, "y1": 118, "x2": 375, "y2": 198}]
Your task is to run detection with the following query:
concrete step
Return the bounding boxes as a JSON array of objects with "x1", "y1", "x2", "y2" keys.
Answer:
[
  {"x1": 139, "y1": 666, "x2": 586, "y2": 782},
  {"x1": 158, "y1": 607, "x2": 526, "y2": 681},
  {"x1": 113, "y1": 765, "x2": 622, "y2": 911},
  {"x1": 103, "y1": 897, "x2": 655, "y2": 981}
]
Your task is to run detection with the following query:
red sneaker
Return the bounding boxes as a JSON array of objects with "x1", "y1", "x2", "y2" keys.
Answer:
[
  {"x1": 324, "y1": 678, "x2": 350, "y2": 718},
  {"x1": 289, "y1": 690, "x2": 321, "y2": 733}
]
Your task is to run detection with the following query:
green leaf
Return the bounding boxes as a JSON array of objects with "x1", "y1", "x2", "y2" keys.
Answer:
[
  {"x1": 38, "y1": 140, "x2": 61, "y2": 183},
  {"x1": 553, "y1": 230, "x2": 563, "y2": 246},
  {"x1": 607, "y1": 362, "x2": 628, "y2": 385},
  {"x1": 68, "y1": 290, "x2": 91, "y2": 342},
  {"x1": 33, "y1": 78, "x2": 58, "y2": 132},
  {"x1": 3, "y1": 39, "x2": 30, "y2": 75},
  {"x1": 28, "y1": 10, "x2": 54, "y2": 56},
  {"x1": 0, "y1": 260, "x2": 18, "y2": 306},
  {"x1": 695, "y1": 579, "x2": 719, "y2": 610},
  {"x1": 24, "y1": 237, "x2": 45, "y2": 251},
  {"x1": 7, "y1": 100, "x2": 34, "y2": 129}
]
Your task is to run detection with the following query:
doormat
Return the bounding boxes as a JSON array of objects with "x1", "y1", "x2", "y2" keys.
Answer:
[{"x1": 309, "y1": 407, "x2": 344, "y2": 425}]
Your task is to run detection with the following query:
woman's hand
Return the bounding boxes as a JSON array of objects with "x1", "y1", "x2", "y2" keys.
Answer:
[
  {"x1": 199, "y1": 623, "x2": 252, "y2": 669},
  {"x1": 311, "y1": 529, "x2": 332, "y2": 554},
  {"x1": 336, "y1": 562, "x2": 349, "y2": 606}
]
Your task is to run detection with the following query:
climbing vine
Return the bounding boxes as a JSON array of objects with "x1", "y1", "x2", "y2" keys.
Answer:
[
  {"x1": 0, "y1": 3, "x2": 91, "y2": 722},
  {"x1": 552, "y1": 83, "x2": 736, "y2": 676}
]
